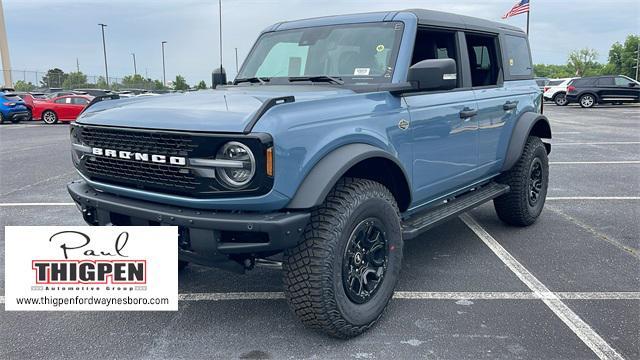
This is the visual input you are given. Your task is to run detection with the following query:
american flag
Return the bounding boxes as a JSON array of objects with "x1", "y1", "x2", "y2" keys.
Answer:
[{"x1": 502, "y1": 0, "x2": 530, "y2": 19}]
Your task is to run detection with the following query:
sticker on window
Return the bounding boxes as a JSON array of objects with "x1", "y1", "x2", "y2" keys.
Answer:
[
  {"x1": 376, "y1": 44, "x2": 385, "y2": 52},
  {"x1": 354, "y1": 68, "x2": 370, "y2": 76}
]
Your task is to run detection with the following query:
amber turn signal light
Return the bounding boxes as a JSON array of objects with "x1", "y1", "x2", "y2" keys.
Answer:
[{"x1": 266, "y1": 147, "x2": 274, "y2": 176}]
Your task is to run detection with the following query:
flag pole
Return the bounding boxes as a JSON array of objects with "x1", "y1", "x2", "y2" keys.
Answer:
[{"x1": 526, "y1": 1, "x2": 530, "y2": 35}]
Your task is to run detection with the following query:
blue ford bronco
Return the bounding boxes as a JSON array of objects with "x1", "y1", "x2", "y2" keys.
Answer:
[{"x1": 68, "y1": 9, "x2": 551, "y2": 337}]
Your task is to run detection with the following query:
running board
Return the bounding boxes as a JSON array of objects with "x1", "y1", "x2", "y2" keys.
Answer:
[{"x1": 402, "y1": 182, "x2": 510, "y2": 240}]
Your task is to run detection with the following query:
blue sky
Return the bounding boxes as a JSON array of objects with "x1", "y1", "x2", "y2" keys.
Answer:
[{"x1": 4, "y1": 0, "x2": 639, "y2": 85}]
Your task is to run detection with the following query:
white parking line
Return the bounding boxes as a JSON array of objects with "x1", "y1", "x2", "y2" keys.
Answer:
[
  {"x1": 0, "y1": 203, "x2": 75, "y2": 207},
  {"x1": 2, "y1": 292, "x2": 638, "y2": 305},
  {"x1": 553, "y1": 142, "x2": 640, "y2": 146},
  {"x1": 550, "y1": 161, "x2": 640, "y2": 165},
  {"x1": 547, "y1": 197, "x2": 640, "y2": 200},
  {"x1": 460, "y1": 214, "x2": 624, "y2": 360}
]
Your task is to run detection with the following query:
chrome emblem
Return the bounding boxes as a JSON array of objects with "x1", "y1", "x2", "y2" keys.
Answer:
[{"x1": 398, "y1": 119, "x2": 410, "y2": 130}]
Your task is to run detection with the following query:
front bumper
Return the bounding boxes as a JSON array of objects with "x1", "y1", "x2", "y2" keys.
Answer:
[{"x1": 68, "y1": 180, "x2": 310, "y2": 267}]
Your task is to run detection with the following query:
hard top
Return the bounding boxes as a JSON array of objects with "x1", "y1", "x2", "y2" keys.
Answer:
[{"x1": 270, "y1": 9, "x2": 525, "y2": 37}]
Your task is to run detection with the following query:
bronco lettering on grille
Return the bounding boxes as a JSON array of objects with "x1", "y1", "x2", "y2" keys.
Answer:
[{"x1": 91, "y1": 147, "x2": 187, "y2": 166}]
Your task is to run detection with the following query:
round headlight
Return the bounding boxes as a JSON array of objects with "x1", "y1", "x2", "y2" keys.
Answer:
[{"x1": 215, "y1": 141, "x2": 255, "y2": 188}]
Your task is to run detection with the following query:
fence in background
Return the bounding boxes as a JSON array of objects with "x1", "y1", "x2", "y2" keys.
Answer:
[{"x1": 1, "y1": 69, "x2": 164, "y2": 91}]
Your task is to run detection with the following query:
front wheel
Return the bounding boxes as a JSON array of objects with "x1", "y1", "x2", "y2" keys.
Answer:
[
  {"x1": 579, "y1": 94, "x2": 596, "y2": 108},
  {"x1": 283, "y1": 178, "x2": 403, "y2": 338},
  {"x1": 553, "y1": 93, "x2": 568, "y2": 106},
  {"x1": 42, "y1": 110, "x2": 58, "y2": 124},
  {"x1": 494, "y1": 136, "x2": 549, "y2": 226}
]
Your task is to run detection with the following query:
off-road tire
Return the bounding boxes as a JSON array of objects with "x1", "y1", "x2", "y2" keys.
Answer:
[
  {"x1": 553, "y1": 92, "x2": 568, "y2": 106},
  {"x1": 494, "y1": 136, "x2": 549, "y2": 226},
  {"x1": 283, "y1": 178, "x2": 403, "y2": 338}
]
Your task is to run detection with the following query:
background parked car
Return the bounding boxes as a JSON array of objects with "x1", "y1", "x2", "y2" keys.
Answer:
[
  {"x1": 0, "y1": 93, "x2": 30, "y2": 124},
  {"x1": 543, "y1": 78, "x2": 578, "y2": 106},
  {"x1": 15, "y1": 92, "x2": 46, "y2": 120},
  {"x1": 535, "y1": 77, "x2": 549, "y2": 91},
  {"x1": 73, "y1": 88, "x2": 115, "y2": 97},
  {"x1": 32, "y1": 94, "x2": 93, "y2": 124},
  {"x1": 566, "y1": 75, "x2": 640, "y2": 108}
]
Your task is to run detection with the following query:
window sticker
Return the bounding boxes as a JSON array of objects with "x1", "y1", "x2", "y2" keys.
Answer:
[
  {"x1": 354, "y1": 68, "x2": 370, "y2": 76},
  {"x1": 376, "y1": 44, "x2": 385, "y2": 52},
  {"x1": 509, "y1": 58, "x2": 515, "y2": 66}
]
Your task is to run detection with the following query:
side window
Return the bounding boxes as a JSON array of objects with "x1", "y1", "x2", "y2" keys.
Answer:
[
  {"x1": 597, "y1": 77, "x2": 614, "y2": 86},
  {"x1": 72, "y1": 97, "x2": 89, "y2": 105},
  {"x1": 504, "y1": 35, "x2": 532, "y2": 77},
  {"x1": 410, "y1": 28, "x2": 460, "y2": 88},
  {"x1": 465, "y1": 33, "x2": 500, "y2": 87},
  {"x1": 614, "y1": 77, "x2": 630, "y2": 86},
  {"x1": 54, "y1": 97, "x2": 67, "y2": 104}
]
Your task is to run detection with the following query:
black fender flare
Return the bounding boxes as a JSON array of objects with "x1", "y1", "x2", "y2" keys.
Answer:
[
  {"x1": 287, "y1": 143, "x2": 410, "y2": 209},
  {"x1": 502, "y1": 112, "x2": 552, "y2": 172}
]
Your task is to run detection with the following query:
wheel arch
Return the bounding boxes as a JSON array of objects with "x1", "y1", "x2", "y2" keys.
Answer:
[
  {"x1": 501, "y1": 112, "x2": 552, "y2": 172},
  {"x1": 286, "y1": 143, "x2": 412, "y2": 211}
]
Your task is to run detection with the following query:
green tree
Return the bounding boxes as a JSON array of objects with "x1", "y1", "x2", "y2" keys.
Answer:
[
  {"x1": 173, "y1": 75, "x2": 189, "y2": 90},
  {"x1": 62, "y1": 71, "x2": 88, "y2": 89},
  {"x1": 95, "y1": 76, "x2": 108, "y2": 89},
  {"x1": 533, "y1": 64, "x2": 573, "y2": 78},
  {"x1": 14, "y1": 80, "x2": 36, "y2": 92},
  {"x1": 152, "y1": 79, "x2": 165, "y2": 90},
  {"x1": 40, "y1": 68, "x2": 67, "y2": 88},
  {"x1": 606, "y1": 35, "x2": 639, "y2": 79},
  {"x1": 567, "y1": 48, "x2": 600, "y2": 77},
  {"x1": 196, "y1": 80, "x2": 207, "y2": 90},
  {"x1": 122, "y1": 74, "x2": 147, "y2": 88}
]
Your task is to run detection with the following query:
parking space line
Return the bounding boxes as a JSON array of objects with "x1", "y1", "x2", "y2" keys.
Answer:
[
  {"x1": 2, "y1": 292, "x2": 638, "y2": 305},
  {"x1": 547, "y1": 197, "x2": 640, "y2": 200},
  {"x1": 460, "y1": 213, "x2": 625, "y2": 360},
  {"x1": 553, "y1": 142, "x2": 640, "y2": 146},
  {"x1": 550, "y1": 161, "x2": 640, "y2": 165},
  {"x1": 0, "y1": 203, "x2": 76, "y2": 207}
]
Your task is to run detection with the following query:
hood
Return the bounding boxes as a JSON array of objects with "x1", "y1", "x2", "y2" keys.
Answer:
[{"x1": 77, "y1": 85, "x2": 355, "y2": 133}]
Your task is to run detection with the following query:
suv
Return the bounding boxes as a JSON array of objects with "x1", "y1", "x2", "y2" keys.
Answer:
[
  {"x1": 543, "y1": 78, "x2": 576, "y2": 106},
  {"x1": 566, "y1": 75, "x2": 640, "y2": 108},
  {"x1": 67, "y1": 9, "x2": 551, "y2": 338}
]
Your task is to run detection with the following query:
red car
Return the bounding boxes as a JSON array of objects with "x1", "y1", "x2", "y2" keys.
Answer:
[{"x1": 32, "y1": 95, "x2": 93, "y2": 124}]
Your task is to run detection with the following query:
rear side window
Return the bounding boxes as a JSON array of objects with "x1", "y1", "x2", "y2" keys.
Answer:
[
  {"x1": 597, "y1": 77, "x2": 614, "y2": 86},
  {"x1": 573, "y1": 78, "x2": 597, "y2": 87},
  {"x1": 504, "y1": 35, "x2": 532, "y2": 77},
  {"x1": 54, "y1": 98, "x2": 67, "y2": 104},
  {"x1": 548, "y1": 80, "x2": 563, "y2": 86},
  {"x1": 465, "y1": 33, "x2": 500, "y2": 87}
]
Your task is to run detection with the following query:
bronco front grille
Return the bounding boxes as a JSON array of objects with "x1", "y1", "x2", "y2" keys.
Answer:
[{"x1": 71, "y1": 124, "x2": 274, "y2": 198}]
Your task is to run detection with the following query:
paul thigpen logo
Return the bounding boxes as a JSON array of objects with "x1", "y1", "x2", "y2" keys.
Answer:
[{"x1": 32, "y1": 231, "x2": 147, "y2": 285}]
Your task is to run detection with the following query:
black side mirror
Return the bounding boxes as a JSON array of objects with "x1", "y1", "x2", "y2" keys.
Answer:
[
  {"x1": 407, "y1": 58, "x2": 457, "y2": 92},
  {"x1": 629, "y1": 82, "x2": 637, "y2": 87}
]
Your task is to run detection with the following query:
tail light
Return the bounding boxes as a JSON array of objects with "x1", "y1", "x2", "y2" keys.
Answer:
[
  {"x1": 543, "y1": 87, "x2": 550, "y2": 92},
  {"x1": 567, "y1": 85, "x2": 576, "y2": 93},
  {"x1": 3, "y1": 102, "x2": 15, "y2": 106}
]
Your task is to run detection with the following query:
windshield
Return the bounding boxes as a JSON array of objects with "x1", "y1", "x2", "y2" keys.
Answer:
[{"x1": 237, "y1": 22, "x2": 404, "y2": 84}]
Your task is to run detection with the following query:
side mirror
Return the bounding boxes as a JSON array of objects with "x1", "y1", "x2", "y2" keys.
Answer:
[
  {"x1": 407, "y1": 59, "x2": 457, "y2": 92},
  {"x1": 629, "y1": 82, "x2": 637, "y2": 87}
]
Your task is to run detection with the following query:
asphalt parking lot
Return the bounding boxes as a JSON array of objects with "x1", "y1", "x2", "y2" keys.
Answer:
[{"x1": 0, "y1": 104, "x2": 638, "y2": 359}]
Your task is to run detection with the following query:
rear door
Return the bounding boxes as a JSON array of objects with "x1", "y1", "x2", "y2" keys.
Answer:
[
  {"x1": 470, "y1": 33, "x2": 529, "y2": 176},
  {"x1": 69, "y1": 97, "x2": 90, "y2": 119}
]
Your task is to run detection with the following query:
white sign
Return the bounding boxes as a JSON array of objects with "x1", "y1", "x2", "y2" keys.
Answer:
[{"x1": 4, "y1": 226, "x2": 178, "y2": 311}]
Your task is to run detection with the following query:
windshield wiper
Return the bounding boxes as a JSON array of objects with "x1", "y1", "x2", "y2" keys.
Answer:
[
  {"x1": 235, "y1": 77, "x2": 269, "y2": 85},
  {"x1": 288, "y1": 75, "x2": 344, "y2": 85}
]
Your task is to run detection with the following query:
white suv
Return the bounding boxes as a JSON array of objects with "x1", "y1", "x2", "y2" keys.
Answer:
[{"x1": 543, "y1": 78, "x2": 578, "y2": 106}]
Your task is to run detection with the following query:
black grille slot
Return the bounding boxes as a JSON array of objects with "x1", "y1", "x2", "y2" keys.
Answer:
[{"x1": 73, "y1": 124, "x2": 274, "y2": 198}]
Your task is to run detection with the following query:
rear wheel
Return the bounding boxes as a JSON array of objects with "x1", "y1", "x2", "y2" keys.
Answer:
[
  {"x1": 283, "y1": 178, "x2": 403, "y2": 338},
  {"x1": 553, "y1": 93, "x2": 568, "y2": 106},
  {"x1": 579, "y1": 94, "x2": 596, "y2": 108},
  {"x1": 494, "y1": 136, "x2": 549, "y2": 226},
  {"x1": 42, "y1": 110, "x2": 58, "y2": 124}
]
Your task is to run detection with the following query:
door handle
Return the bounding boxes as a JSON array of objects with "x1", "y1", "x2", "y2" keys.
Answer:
[
  {"x1": 459, "y1": 107, "x2": 478, "y2": 119},
  {"x1": 503, "y1": 101, "x2": 518, "y2": 111}
]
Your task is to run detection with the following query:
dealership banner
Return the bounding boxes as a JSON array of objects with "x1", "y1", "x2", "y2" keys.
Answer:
[{"x1": 4, "y1": 226, "x2": 178, "y2": 311}]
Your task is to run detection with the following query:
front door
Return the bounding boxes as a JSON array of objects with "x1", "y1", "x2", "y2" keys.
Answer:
[{"x1": 404, "y1": 90, "x2": 479, "y2": 204}]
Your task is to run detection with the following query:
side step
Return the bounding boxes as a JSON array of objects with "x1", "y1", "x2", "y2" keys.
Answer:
[{"x1": 402, "y1": 182, "x2": 510, "y2": 240}]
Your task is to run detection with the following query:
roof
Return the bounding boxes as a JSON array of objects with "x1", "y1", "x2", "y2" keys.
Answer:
[{"x1": 270, "y1": 9, "x2": 524, "y2": 36}]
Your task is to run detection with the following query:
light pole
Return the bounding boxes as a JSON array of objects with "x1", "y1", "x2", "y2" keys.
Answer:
[
  {"x1": 131, "y1": 53, "x2": 137, "y2": 76},
  {"x1": 235, "y1": 47, "x2": 239, "y2": 75},
  {"x1": 219, "y1": 0, "x2": 223, "y2": 74},
  {"x1": 98, "y1": 23, "x2": 109, "y2": 87},
  {"x1": 161, "y1": 41, "x2": 167, "y2": 87}
]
